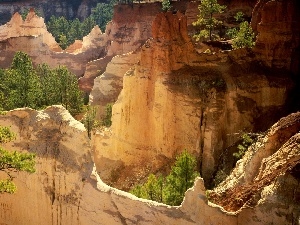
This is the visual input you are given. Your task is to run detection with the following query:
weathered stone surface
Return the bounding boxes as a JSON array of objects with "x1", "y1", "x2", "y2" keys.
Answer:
[
  {"x1": 106, "y1": 3, "x2": 161, "y2": 56},
  {"x1": 0, "y1": 106, "x2": 299, "y2": 225},
  {"x1": 211, "y1": 112, "x2": 300, "y2": 223},
  {"x1": 252, "y1": 0, "x2": 300, "y2": 73},
  {"x1": 0, "y1": 106, "x2": 236, "y2": 225},
  {"x1": 0, "y1": 11, "x2": 108, "y2": 77},
  {"x1": 89, "y1": 50, "x2": 140, "y2": 117},
  {"x1": 93, "y1": 12, "x2": 294, "y2": 190}
]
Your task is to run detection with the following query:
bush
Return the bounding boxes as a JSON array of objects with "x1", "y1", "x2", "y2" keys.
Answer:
[
  {"x1": 130, "y1": 150, "x2": 198, "y2": 205},
  {"x1": 233, "y1": 133, "x2": 254, "y2": 159}
]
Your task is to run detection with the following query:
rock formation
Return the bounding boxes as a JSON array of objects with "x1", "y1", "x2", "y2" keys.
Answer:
[
  {"x1": 0, "y1": 106, "x2": 299, "y2": 225},
  {"x1": 252, "y1": 0, "x2": 300, "y2": 74},
  {"x1": 0, "y1": 0, "x2": 95, "y2": 25},
  {"x1": 0, "y1": 106, "x2": 238, "y2": 225},
  {"x1": 89, "y1": 50, "x2": 140, "y2": 116},
  {"x1": 211, "y1": 112, "x2": 300, "y2": 224},
  {"x1": 92, "y1": 11, "x2": 294, "y2": 190},
  {"x1": 0, "y1": 10, "x2": 108, "y2": 77}
]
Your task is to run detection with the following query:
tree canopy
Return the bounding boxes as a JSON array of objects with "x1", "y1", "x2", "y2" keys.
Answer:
[
  {"x1": 0, "y1": 52, "x2": 84, "y2": 116},
  {"x1": 193, "y1": 0, "x2": 226, "y2": 41},
  {"x1": 46, "y1": 1, "x2": 116, "y2": 49},
  {"x1": 130, "y1": 150, "x2": 198, "y2": 205}
]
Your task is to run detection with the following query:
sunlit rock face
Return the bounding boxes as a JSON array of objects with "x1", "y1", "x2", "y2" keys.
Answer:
[
  {"x1": 0, "y1": 10, "x2": 108, "y2": 77},
  {"x1": 212, "y1": 112, "x2": 300, "y2": 224},
  {"x1": 0, "y1": 107, "x2": 298, "y2": 225},
  {"x1": 93, "y1": 11, "x2": 294, "y2": 190},
  {"x1": 0, "y1": 106, "x2": 236, "y2": 225}
]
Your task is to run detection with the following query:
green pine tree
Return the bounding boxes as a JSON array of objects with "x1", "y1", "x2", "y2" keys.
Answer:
[
  {"x1": 231, "y1": 21, "x2": 255, "y2": 49},
  {"x1": 193, "y1": 0, "x2": 226, "y2": 41},
  {"x1": 164, "y1": 150, "x2": 198, "y2": 205}
]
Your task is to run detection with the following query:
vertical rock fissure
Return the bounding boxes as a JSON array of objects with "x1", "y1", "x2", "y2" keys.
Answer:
[{"x1": 198, "y1": 107, "x2": 206, "y2": 177}]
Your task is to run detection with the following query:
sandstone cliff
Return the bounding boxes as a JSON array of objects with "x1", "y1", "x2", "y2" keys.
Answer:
[
  {"x1": 0, "y1": 106, "x2": 237, "y2": 225},
  {"x1": 92, "y1": 10, "x2": 294, "y2": 191},
  {"x1": 252, "y1": 0, "x2": 300, "y2": 74},
  {"x1": 0, "y1": 0, "x2": 98, "y2": 25},
  {"x1": 0, "y1": 10, "x2": 108, "y2": 78},
  {"x1": 1, "y1": 106, "x2": 299, "y2": 225},
  {"x1": 211, "y1": 112, "x2": 300, "y2": 224}
]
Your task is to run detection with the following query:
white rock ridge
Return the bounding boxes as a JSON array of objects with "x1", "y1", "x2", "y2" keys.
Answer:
[{"x1": 0, "y1": 106, "x2": 236, "y2": 225}]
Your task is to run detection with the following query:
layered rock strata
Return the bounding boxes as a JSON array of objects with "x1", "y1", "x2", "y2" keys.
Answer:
[
  {"x1": 93, "y1": 11, "x2": 293, "y2": 189},
  {"x1": 252, "y1": 0, "x2": 300, "y2": 74},
  {"x1": 1, "y1": 106, "x2": 298, "y2": 225},
  {"x1": 211, "y1": 112, "x2": 300, "y2": 224},
  {"x1": 0, "y1": 10, "x2": 108, "y2": 77}
]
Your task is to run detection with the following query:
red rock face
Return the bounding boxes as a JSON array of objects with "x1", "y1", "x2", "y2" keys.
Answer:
[{"x1": 252, "y1": 0, "x2": 300, "y2": 74}]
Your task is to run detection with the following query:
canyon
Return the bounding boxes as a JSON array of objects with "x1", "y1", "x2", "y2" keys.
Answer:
[{"x1": 0, "y1": 0, "x2": 299, "y2": 224}]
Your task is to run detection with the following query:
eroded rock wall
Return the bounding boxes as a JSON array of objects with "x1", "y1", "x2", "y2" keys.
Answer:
[
  {"x1": 0, "y1": 106, "x2": 298, "y2": 225},
  {"x1": 93, "y1": 12, "x2": 293, "y2": 189},
  {"x1": 0, "y1": 106, "x2": 238, "y2": 225},
  {"x1": 252, "y1": 0, "x2": 300, "y2": 74},
  {"x1": 212, "y1": 112, "x2": 300, "y2": 224},
  {"x1": 0, "y1": 10, "x2": 108, "y2": 77}
]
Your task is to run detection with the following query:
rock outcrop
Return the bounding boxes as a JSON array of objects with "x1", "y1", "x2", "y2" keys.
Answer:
[
  {"x1": 252, "y1": 0, "x2": 300, "y2": 74},
  {"x1": 92, "y1": 11, "x2": 294, "y2": 190},
  {"x1": 0, "y1": 0, "x2": 96, "y2": 25},
  {"x1": 0, "y1": 10, "x2": 108, "y2": 77},
  {"x1": 1, "y1": 106, "x2": 299, "y2": 225},
  {"x1": 211, "y1": 112, "x2": 300, "y2": 224},
  {"x1": 1, "y1": 106, "x2": 298, "y2": 225},
  {"x1": 0, "y1": 106, "x2": 237, "y2": 225},
  {"x1": 89, "y1": 50, "x2": 140, "y2": 116}
]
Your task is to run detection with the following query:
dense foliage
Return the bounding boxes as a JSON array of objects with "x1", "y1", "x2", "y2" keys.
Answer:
[
  {"x1": 0, "y1": 126, "x2": 36, "y2": 194},
  {"x1": 130, "y1": 150, "x2": 198, "y2": 206},
  {"x1": 162, "y1": 0, "x2": 171, "y2": 11},
  {"x1": 233, "y1": 133, "x2": 254, "y2": 160},
  {"x1": 0, "y1": 52, "x2": 83, "y2": 116},
  {"x1": 193, "y1": 0, "x2": 226, "y2": 41},
  {"x1": 226, "y1": 12, "x2": 255, "y2": 49},
  {"x1": 46, "y1": 1, "x2": 116, "y2": 49}
]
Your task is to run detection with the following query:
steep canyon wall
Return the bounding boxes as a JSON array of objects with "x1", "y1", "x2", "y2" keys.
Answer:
[
  {"x1": 0, "y1": 107, "x2": 298, "y2": 225},
  {"x1": 93, "y1": 10, "x2": 295, "y2": 190}
]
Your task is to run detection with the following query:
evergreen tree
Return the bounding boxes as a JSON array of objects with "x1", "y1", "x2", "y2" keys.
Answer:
[
  {"x1": 91, "y1": 1, "x2": 116, "y2": 32},
  {"x1": 82, "y1": 16, "x2": 96, "y2": 37},
  {"x1": 0, "y1": 52, "x2": 42, "y2": 109},
  {"x1": 54, "y1": 66, "x2": 83, "y2": 116},
  {"x1": 0, "y1": 52, "x2": 84, "y2": 116},
  {"x1": 162, "y1": 0, "x2": 171, "y2": 12},
  {"x1": 81, "y1": 106, "x2": 100, "y2": 139},
  {"x1": 68, "y1": 18, "x2": 84, "y2": 44},
  {"x1": 226, "y1": 11, "x2": 255, "y2": 49},
  {"x1": 231, "y1": 21, "x2": 255, "y2": 49},
  {"x1": 36, "y1": 63, "x2": 60, "y2": 107},
  {"x1": 193, "y1": 0, "x2": 226, "y2": 41},
  {"x1": 130, "y1": 151, "x2": 198, "y2": 206},
  {"x1": 0, "y1": 126, "x2": 36, "y2": 194},
  {"x1": 102, "y1": 103, "x2": 113, "y2": 127},
  {"x1": 164, "y1": 150, "x2": 198, "y2": 205}
]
